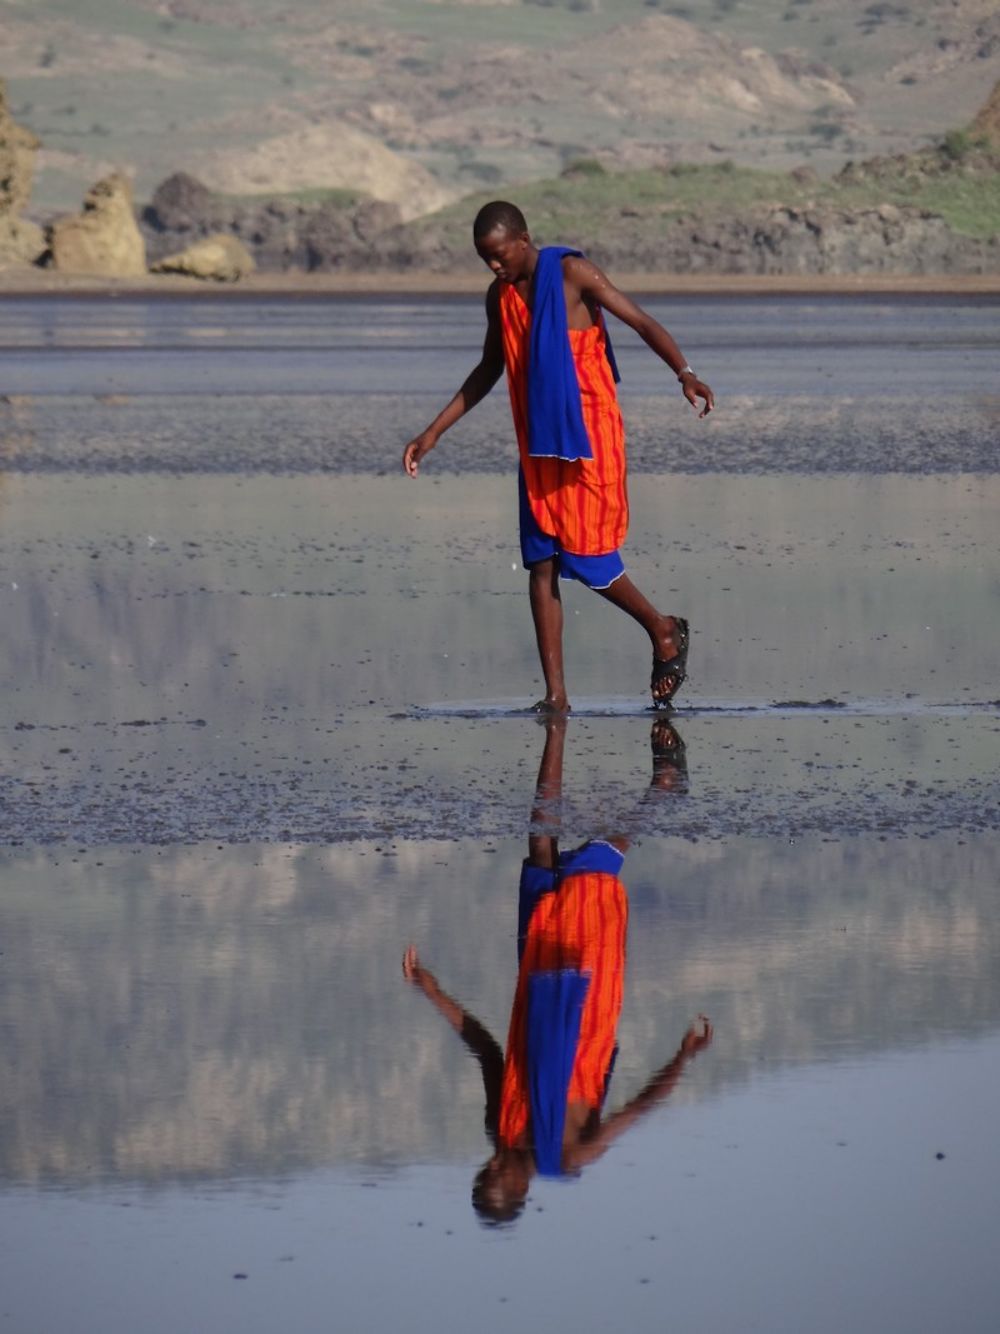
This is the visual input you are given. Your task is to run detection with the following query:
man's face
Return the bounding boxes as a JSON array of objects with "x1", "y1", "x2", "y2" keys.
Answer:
[{"x1": 475, "y1": 226, "x2": 531, "y2": 284}]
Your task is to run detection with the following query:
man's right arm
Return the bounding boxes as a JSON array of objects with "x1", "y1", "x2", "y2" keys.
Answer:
[
  {"x1": 402, "y1": 946, "x2": 505, "y2": 1118},
  {"x1": 402, "y1": 284, "x2": 504, "y2": 477}
]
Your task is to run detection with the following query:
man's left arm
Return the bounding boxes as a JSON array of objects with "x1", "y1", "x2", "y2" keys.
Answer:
[{"x1": 565, "y1": 256, "x2": 714, "y2": 418}]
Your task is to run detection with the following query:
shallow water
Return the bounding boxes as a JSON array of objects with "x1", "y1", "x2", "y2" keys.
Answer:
[{"x1": 1, "y1": 296, "x2": 999, "y2": 1332}]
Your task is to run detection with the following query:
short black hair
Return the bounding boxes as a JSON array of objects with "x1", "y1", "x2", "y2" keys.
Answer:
[{"x1": 473, "y1": 200, "x2": 528, "y2": 240}]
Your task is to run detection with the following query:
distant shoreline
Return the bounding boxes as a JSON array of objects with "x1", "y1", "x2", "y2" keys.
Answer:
[{"x1": 2, "y1": 269, "x2": 1000, "y2": 298}]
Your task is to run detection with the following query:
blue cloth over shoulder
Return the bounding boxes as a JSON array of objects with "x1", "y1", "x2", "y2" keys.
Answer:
[
  {"x1": 527, "y1": 246, "x2": 621, "y2": 462},
  {"x1": 527, "y1": 967, "x2": 592, "y2": 1176}
]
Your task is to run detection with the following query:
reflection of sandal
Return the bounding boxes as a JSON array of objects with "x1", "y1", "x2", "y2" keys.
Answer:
[
  {"x1": 650, "y1": 719, "x2": 688, "y2": 791},
  {"x1": 651, "y1": 617, "x2": 689, "y2": 709}
]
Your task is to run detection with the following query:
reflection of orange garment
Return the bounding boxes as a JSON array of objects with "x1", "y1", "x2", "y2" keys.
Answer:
[
  {"x1": 499, "y1": 282, "x2": 628, "y2": 557},
  {"x1": 498, "y1": 871, "x2": 628, "y2": 1150}
]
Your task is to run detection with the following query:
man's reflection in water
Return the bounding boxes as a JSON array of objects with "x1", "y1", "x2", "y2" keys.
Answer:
[{"x1": 402, "y1": 717, "x2": 712, "y2": 1224}]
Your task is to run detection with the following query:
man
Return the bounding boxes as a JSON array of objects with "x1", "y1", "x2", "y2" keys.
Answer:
[{"x1": 402, "y1": 200, "x2": 714, "y2": 712}]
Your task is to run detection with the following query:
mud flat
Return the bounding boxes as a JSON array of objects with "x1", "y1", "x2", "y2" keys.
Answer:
[
  {"x1": 0, "y1": 470, "x2": 997, "y2": 845},
  {"x1": 4, "y1": 268, "x2": 1000, "y2": 297}
]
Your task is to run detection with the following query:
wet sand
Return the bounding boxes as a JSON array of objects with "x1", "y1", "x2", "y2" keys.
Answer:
[
  {"x1": 1, "y1": 471, "x2": 998, "y2": 844},
  {"x1": 1, "y1": 295, "x2": 998, "y2": 1332},
  {"x1": 5, "y1": 267, "x2": 1000, "y2": 297}
]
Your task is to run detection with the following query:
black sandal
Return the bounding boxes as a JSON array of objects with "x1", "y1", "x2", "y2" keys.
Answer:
[{"x1": 650, "y1": 617, "x2": 689, "y2": 709}]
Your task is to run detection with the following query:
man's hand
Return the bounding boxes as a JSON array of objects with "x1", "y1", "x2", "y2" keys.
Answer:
[
  {"x1": 402, "y1": 430, "x2": 438, "y2": 477},
  {"x1": 402, "y1": 944, "x2": 423, "y2": 981},
  {"x1": 681, "y1": 1014, "x2": 714, "y2": 1055},
  {"x1": 680, "y1": 373, "x2": 714, "y2": 419}
]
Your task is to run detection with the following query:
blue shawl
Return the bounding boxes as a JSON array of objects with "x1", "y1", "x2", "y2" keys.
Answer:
[
  {"x1": 527, "y1": 246, "x2": 621, "y2": 462},
  {"x1": 527, "y1": 968, "x2": 592, "y2": 1177}
]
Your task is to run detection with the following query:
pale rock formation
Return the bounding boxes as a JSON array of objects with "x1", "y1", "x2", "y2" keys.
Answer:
[
  {"x1": 46, "y1": 173, "x2": 147, "y2": 277},
  {"x1": 187, "y1": 120, "x2": 452, "y2": 221},
  {"x1": 151, "y1": 233, "x2": 255, "y2": 282},
  {"x1": 0, "y1": 81, "x2": 37, "y2": 215},
  {"x1": 0, "y1": 214, "x2": 45, "y2": 268},
  {"x1": 0, "y1": 78, "x2": 45, "y2": 268},
  {"x1": 970, "y1": 78, "x2": 1000, "y2": 145}
]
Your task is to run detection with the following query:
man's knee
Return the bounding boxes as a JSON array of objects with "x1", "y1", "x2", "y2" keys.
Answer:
[{"x1": 528, "y1": 557, "x2": 559, "y2": 592}]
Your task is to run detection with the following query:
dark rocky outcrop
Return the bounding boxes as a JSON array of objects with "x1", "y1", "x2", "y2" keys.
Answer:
[
  {"x1": 361, "y1": 200, "x2": 999, "y2": 278},
  {"x1": 665, "y1": 203, "x2": 997, "y2": 277},
  {"x1": 140, "y1": 172, "x2": 402, "y2": 272}
]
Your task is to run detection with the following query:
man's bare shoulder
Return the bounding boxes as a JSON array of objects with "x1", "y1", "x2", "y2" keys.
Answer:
[{"x1": 561, "y1": 253, "x2": 617, "y2": 299}]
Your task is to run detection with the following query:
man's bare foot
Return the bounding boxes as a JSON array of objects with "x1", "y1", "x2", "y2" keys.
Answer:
[{"x1": 651, "y1": 614, "x2": 686, "y2": 664}]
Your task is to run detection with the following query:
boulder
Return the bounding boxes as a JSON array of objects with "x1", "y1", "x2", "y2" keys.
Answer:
[
  {"x1": 140, "y1": 173, "x2": 403, "y2": 273},
  {"x1": 47, "y1": 173, "x2": 147, "y2": 277},
  {"x1": 143, "y1": 171, "x2": 217, "y2": 235},
  {"x1": 151, "y1": 233, "x2": 255, "y2": 282},
  {"x1": 0, "y1": 215, "x2": 45, "y2": 268}
]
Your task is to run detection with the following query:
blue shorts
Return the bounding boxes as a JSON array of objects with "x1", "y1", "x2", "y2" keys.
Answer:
[
  {"x1": 518, "y1": 470, "x2": 625, "y2": 591},
  {"x1": 518, "y1": 840, "x2": 627, "y2": 961}
]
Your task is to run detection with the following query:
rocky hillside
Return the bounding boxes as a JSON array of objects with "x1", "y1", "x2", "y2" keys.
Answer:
[
  {"x1": 4, "y1": 70, "x2": 999, "y2": 279},
  {"x1": 137, "y1": 82, "x2": 1000, "y2": 278},
  {"x1": 2, "y1": 0, "x2": 998, "y2": 216}
]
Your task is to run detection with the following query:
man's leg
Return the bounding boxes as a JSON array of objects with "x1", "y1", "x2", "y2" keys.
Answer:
[
  {"x1": 528, "y1": 558, "x2": 570, "y2": 712},
  {"x1": 594, "y1": 574, "x2": 687, "y2": 704},
  {"x1": 594, "y1": 574, "x2": 683, "y2": 659}
]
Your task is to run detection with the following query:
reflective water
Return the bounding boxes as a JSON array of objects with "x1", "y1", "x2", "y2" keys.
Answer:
[{"x1": 0, "y1": 296, "x2": 999, "y2": 1333}]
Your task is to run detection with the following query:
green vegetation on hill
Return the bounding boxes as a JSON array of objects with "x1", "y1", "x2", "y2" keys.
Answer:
[
  {"x1": 836, "y1": 153, "x2": 1000, "y2": 240},
  {"x1": 414, "y1": 141, "x2": 1000, "y2": 248}
]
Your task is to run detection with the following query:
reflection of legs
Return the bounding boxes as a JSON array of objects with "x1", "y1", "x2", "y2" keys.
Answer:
[
  {"x1": 529, "y1": 714, "x2": 566, "y2": 863},
  {"x1": 595, "y1": 575, "x2": 687, "y2": 705},
  {"x1": 528, "y1": 558, "x2": 570, "y2": 713}
]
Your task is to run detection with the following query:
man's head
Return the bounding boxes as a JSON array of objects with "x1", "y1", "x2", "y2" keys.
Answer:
[
  {"x1": 471, "y1": 1149, "x2": 532, "y2": 1225},
  {"x1": 473, "y1": 200, "x2": 534, "y2": 284}
]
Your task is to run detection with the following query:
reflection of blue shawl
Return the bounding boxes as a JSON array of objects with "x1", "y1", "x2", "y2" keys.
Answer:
[
  {"x1": 527, "y1": 967, "x2": 592, "y2": 1177},
  {"x1": 527, "y1": 246, "x2": 621, "y2": 462}
]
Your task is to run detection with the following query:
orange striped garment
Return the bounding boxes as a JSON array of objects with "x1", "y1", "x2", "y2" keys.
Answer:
[
  {"x1": 498, "y1": 280, "x2": 629, "y2": 557},
  {"x1": 498, "y1": 869, "x2": 628, "y2": 1151}
]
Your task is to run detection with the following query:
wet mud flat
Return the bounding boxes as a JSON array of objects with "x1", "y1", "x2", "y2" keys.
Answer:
[
  {"x1": 1, "y1": 294, "x2": 999, "y2": 1331},
  {"x1": 1, "y1": 471, "x2": 997, "y2": 845}
]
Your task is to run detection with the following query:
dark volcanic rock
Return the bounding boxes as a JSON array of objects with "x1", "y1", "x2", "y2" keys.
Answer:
[
  {"x1": 140, "y1": 173, "x2": 402, "y2": 272},
  {"x1": 703, "y1": 203, "x2": 997, "y2": 276},
  {"x1": 144, "y1": 171, "x2": 217, "y2": 234}
]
